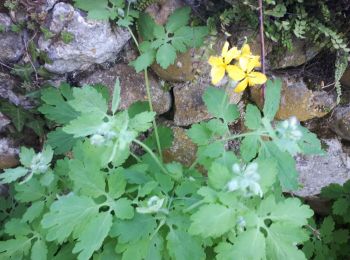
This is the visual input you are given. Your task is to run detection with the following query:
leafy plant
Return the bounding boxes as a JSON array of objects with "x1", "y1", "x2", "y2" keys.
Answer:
[
  {"x1": 302, "y1": 180, "x2": 350, "y2": 259},
  {"x1": 0, "y1": 77, "x2": 324, "y2": 259},
  {"x1": 132, "y1": 7, "x2": 208, "y2": 71}
]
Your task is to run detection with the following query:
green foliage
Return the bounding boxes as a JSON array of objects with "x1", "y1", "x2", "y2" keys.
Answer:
[
  {"x1": 0, "y1": 79, "x2": 325, "y2": 259},
  {"x1": 132, "y1": 7, "x2": 208, "y2": 71},
  {"x1": 334, "y1": 50, "x2": 349, "y2": 104},
  {"x1": 60, "y1": 31, "x2": 74, "y2": 44},
  {"x1": 302, "y1": 180, "x2": 350, "y2": 259}
]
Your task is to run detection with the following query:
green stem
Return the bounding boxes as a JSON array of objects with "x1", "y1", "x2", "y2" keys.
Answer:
[
  {"x1": 133, "y1": 139, "x2": 168, "y2": 175},
  {"x1": 127, "y1": 25, "x2": 163, "y2": 161},
  {"x1": 144, "y1": 70, "x2": 163, "y2": 161}
]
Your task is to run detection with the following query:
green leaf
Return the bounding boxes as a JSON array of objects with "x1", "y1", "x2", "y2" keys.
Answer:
[
  {"x1": 261, "y1": 141, "x2": 299, "y2": 190},
  {"x1": 144, "y1": 126, "x2": 173, "y2": 150},
  {"x1": 0, "y1": 237, "x2": 32, "y2": 259},
  {"x1": 263, "y1": 79, "x2": 282, "y2": 121},
  {"x1": 111, "y1": 78, "x2": 121, "y2": 114},
  {"x1": 63, "y1": 113, "x2": 104, "y2": 137},
  {"x1": 110, "y1": 213, "x2": 157, "y2": 243},
  {"x1": 0, "y1": 167, "x2": 28, "y2": 184},
  {"x1": 138, "y1": 13, "x2": 156, "y2": 41},
  {"x1": 72, "y1": 212, "x2": 113, "y2": 260},
  {"x1": 22, "y1": 201, "x2": 45, "y2": 223},
  {"x1": 31, "y1": 239, "x2": 47, "y2": 260},
  {"x1": 19, "y1": 147, "x2": 35, "y2": 167},
  {"x1": 208, "y1": 163, "x2": 232, "y2": 190},
  {"x1": 0, "y1": 101, "x2": 28, "y2": 131},
  {"x1": 203, "y1": 87, "x2": 239, "y2": 123},
  {"x1": 129, "y1": 111, "x2": 156, "y2": 132},
  {"x1": 41, "y1": 194, "x2": 99, "y2": 243},
  {"x1": 107, "y1": 169, "x2": 126, "y2": 199},
  {"x1": 245, "y1": 104, "x2": 262, "y2": 130},
  {"x1": 216, "y1": 229, "x2": 265, "y2": 260},
  {"x1": 15, "y1": 178, "x2": 45, "y2": 203},
  {"x1": 47, "y1": 128, "x2": 78, "y2": 154},
  {"x1": 69, "y1": 159, "x2": 106, "y2": 198},
  {"x1": 5, "y1": 218, "x2": 31, "y2": 236},
  {"x1": 156, "y1": 43, "x2": 177, "y2": 69},
  {"x1": 131, "y1": 50, "x2": 156, "y2": 72},
  {"x1": 113, "y1": 198, "x2": 134, "y2": 220},
  {"x1": 68, "y1": 86, "x2": 108, "y2": 115},
  {"x1": 39, "y1": 85, "x2": 79, "y2": 124},
  {"x1": 167, "y1": 229, "x2": 205, "y2": 260},
  {"x1": 166, "y1": 7, "x2": 191, "y2": 33},
  {"x1": 189, "y1": 204, "x2": 236, "y2": 238},
  {"x1": 240, "y1": 135, "x2": 259, "y2": 162}
]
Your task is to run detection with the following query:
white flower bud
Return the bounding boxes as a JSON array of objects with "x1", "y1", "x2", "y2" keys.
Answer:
[{"x1": 90, "y1": 134, "x2": 105, "y2": 146}]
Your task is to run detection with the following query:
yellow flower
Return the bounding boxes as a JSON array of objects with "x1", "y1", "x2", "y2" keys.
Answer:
[
  {"x1": 229, "y1": 56, "x2": 267, "y2": 93},
  {"x1": 208, "y1": 41, "x2": 240, "y2": 85},
  {"x1": 238, "y1": 44, "x2": 261, "y2": 70}
]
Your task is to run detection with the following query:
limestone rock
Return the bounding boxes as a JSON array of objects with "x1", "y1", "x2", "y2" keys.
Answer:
[
  {"x1": 163, "y1": 127, "x2": 197, "y2": 167},
  {"x1": 38, "y1": 3, "x2": 130, "y2": 74},
  {"x1": 250, "y1": 75, "x2": 336, "y2": 121},
  {"x1": 270, "y1": 39, "x2": 320, "y2": 69},
  {"x1": 0, "y1": 13, "x2": 24, "y2": 63},
  {"x1": 0, "y1": 138, "x2": 19, "y2": 169},
  {"x1": 79, "y1": 64, "x2": 171, "y2": 114},
  {"x1": 330, "y1": 105, "x2": 350, "y2": 141},
  {"x1": 294, "y1": 139, "x2": 350, "y2": 197}
]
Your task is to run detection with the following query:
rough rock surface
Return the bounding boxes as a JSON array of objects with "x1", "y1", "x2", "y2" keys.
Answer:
[
  {"x1": 251, "y1": 74, "x2": 336, "y2": 121},
  {"x1": 172, "y1": 36, "x2": 243, "y2": 125},
  {"x1": 38, "y1": 3, "x2": 130, "y2": 74},
  {"x1": 0, "y1": 13, "x2": 24, "y2": 63},
  {"x1": 341, "y1": 66, "x2": 350, "y2": 88},
  {"x1": 0, "y1": 138, "x2": 19, "y2": 169},
  {"x1": 79, "y1": 64, "x2": 171, "y2": 114},
  {"x1": 0, "y1": 113, "x2": 10, "y2": 132},
  {"x1": 0, "y1": 72, "x2": 32, "y2": 108},
  {"x1": 330, "y1": 105, "x2": 350, "y2": 141},
  {"x1": 294, "y1": 139, "x2": 350, "y2": 197},
  {"x1": 163, "y1": 127, "x2": 197, "y2": 167},
  {"x1": 270, "y1": 39, "x2": 320, "y2": 69}
]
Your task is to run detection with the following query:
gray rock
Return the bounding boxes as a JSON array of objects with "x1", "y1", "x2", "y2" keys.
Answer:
[
  {"x1": 0, "y1": 72, "x2": 32, "y2": 108},
  {"x1": 294, "y1": 139, "x2": 350, "y2": 197},
  {"x1": 0, "y1": 138, "x2": 19, "y2": 170},
  {"x1": 270, "y1": 39, "x2": 320, "y2": 69},
  {"x1": 38, "y1": 3, "x2": 130, "y2": 74},
  {"x1": 0, "y1": 113, "x2": 10, "y2": 132},
  {"x1": 330, "y1": 105, "x2": 350, "y2": 141},
  {"x1": 79, "y1": 64, "x2": 171, "y2": 114},
  {"x1": 0, "y1": 13, "x2": 24, "y2": 63}
]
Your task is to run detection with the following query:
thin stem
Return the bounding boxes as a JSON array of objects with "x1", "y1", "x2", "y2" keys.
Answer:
[
  {"x1": 133, "y1": 139, "x2": 168, "y2": 175},
  {"x1": 258, "y1": 0, "x2": 266, "y2": 95},
  {"x1": 144, "y1": 70, "x2": 163, "y2": 161},
  {"x1": 127, "y1": 25, "x2": 163, "y2": 161}
]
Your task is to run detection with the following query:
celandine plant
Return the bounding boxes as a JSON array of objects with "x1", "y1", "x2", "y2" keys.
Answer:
[{"x1": 0, "y1": 10, "x2": 324, "y2": 260}]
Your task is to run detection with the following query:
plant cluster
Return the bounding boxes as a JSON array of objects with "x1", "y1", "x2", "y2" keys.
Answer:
[
  {"x1": 0, "y1": 72, "x2": 325, "y2": 259},
  {"x1": 221, "y1": 0, "x2": 349, "y2": 53},
  {"x1": 303, "y1": 180, "x2": 350, "y2": 259}
]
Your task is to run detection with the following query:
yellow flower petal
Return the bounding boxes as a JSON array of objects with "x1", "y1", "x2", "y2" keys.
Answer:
[
  {"x1": 209, "y1": 56, "x2": 224, "y2": 67},
  {"x1": 234, "y1": 78, "x2": 249, "y2": 93},
  {"x1": 248, "y1": 72, "x2": 267, "y2": 86},
  {"x1": 246, "y1": 57, "x2": 261, "y2": 73},
  {"x1": 241, "y1": 44, "x2": 251, "y2": 56},
  {"x1": 224, "y1": 47, "x2": 240, "y2": 64},
  {"x1": 239, "y1": 57, "x2": 249, "y2": 72},
  {"x1": 211, "y1": 66, "x2": 226, "y2": 85},
  {"x1": 221, "y1": 41, "x2": 229, "y2": 57},
  {"x1": 226, "y1": 65, "x2": 246, "y2": 81}
]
